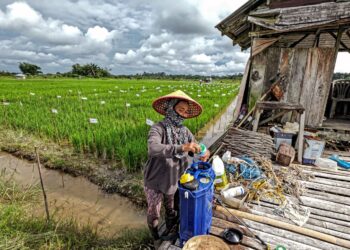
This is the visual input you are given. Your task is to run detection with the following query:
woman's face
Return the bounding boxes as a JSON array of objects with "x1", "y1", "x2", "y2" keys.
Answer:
[{"x1": 174, "y1": 101, "x2": 190, "y2": 118}]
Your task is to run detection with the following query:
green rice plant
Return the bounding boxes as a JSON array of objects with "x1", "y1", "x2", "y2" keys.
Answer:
[{"x1": 0, "y1": 77, "x2": 239, "y2": 171}]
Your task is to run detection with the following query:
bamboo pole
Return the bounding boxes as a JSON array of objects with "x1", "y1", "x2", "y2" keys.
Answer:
[
  {"x1": 216, "y1": 206, "x2": 350, "y2": 249},
  {"x1": 35, "y1": 147, "x2": 50, "y2": 222}
]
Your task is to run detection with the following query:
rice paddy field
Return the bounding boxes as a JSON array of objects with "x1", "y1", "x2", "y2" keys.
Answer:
[{"x1": 0, "y1": 77, "x2": 239, "y2": 171}]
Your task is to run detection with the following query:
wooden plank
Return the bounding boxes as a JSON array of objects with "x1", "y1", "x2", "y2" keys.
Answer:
[
  {"x1": 307, "y1": 217, "x2": 350, "y2": 235},
  {"x1": 168, "y1": 245, "x2": 181, "y2": 250},
  {"x1": 255, "y1": 101, "x2": 305, "y2": 111},
  {"x1": 233, "y1": 58, "x2": 251, "y2": 122},
  {"x1": 216, "y1": 206, "x2": 350, "y2": 248},
  {"x1": 303, "y1": 170, "x2": 350, "y2": 182},
  {"x1": 304, "y1": 189, "x2": 350, "y2": 206},
  {"x1": 213, "y1": 216, "x2": 322, "y2": 250},
  {"x1": 299, "y1": 196, "x2": 350, "y2": 216},
  {"x1": 298, "y1": 111, "x2": 305, "y2": 163},
  {"x1": 315, "y1": 48, "x2": 336, "y2": 126},
  {"x1": 248, "y1": 52, "x2": 267, "y2": 110},
  {"x1": 310, "y1": 214, "x2": 350, "y2": 228},
  {"x1": 308, "y1": 206, "x2": 350, "y2": 222},
  {"x1": 261, "y1": 48, "x2": 282, "y2": 94},
  {"x1": 159, "y1": 241, "x2": 172, "y2": 250},
  {"x1": 286, "y1": 48, "x2": 308, "y2": 106},
  {"x1": 251, "y1": 2, "x2": 350, "y2": 26},
  {"x1": 301, "y1": 180, "x2": 350, "y2": 196},
  {"x1": 250, "y1": 198, "x2": 350, "y2": 222},
  {"x1": 248, "y1": 202, "x2": 350, "y2": 235},
  {"x1": 252, "y1": 109, "x2": 262, "y2": 132},
  {"x1": 297, "y1": 164, "x2": 350, "y2": 176},
  {"x1": 299, "y1": 48, "x2": 320, "y2": 126},
  {"x1": 312, "y1": 177, "x2": 350, "y2": 189},
  {"x1": 269, "y1": 0, "x2": 335, "y2": 9},
  {"x1": 251, "y1": 37, "x2": 280, "y2": 57}
]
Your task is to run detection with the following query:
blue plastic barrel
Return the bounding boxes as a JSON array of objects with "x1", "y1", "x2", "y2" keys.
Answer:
[{"x1": 179, "y1": 162, "x2": 215, "y2": 245}]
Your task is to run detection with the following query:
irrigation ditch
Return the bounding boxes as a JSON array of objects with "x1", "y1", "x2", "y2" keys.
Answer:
[{"x1": 0, "y1": 94, "x2": 237, "y2": 248}]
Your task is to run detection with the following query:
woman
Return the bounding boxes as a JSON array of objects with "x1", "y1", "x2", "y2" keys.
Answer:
[{"x1": 143, "y1": 90, "x2": 210, "y2": 247}]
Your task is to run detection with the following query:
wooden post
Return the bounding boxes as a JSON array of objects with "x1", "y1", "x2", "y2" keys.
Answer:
[
  {"x1": 253, "y1": 109, "x2": 262, "y2": 132},
  {"x1": 35, "y1": 147, "x2": 50, "y2": 222},
  {"x1": 298, "y1": 111, "x2": 305, "y2": 163},
  {"x1": 233, "y1": 58, "x2": 251, "y2": 122}
]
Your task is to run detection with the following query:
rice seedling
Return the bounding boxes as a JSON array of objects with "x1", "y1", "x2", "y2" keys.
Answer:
[{"x1": 0, "y1": 78, "x2": 239, "y2": 171}]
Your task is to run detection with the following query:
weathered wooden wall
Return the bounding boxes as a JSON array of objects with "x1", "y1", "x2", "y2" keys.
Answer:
[
  {"x1": 247, "y1": 46, "x2": 337, "y2": 127},
  {"x1": 248, "y1": 47, "x2": 281, "y2": 108}
]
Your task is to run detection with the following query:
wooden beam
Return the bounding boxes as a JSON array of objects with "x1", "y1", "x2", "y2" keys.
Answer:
[
  {"x1": 289, "y1": 34, "x2": 310, "y2": 48},
  {"x1": 249, "y1": 24, "x2": 350, "y2": 38},
  {"x1": 328, "y1": 31, "x2": 350, "y2": 52},
  {"x1": 233, "y1": 58, "x2": 251, "y2": 122},
  {"x1": 313, "y1": 29, "x2": 321, "y2": 47},
  {"x1": 259, "y1": 110, "x2": 288, "y2": 126},
  {"x1": 255, "y1": 101, "x2": 305, "y2": 112}
]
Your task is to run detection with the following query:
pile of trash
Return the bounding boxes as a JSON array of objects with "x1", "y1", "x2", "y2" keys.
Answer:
[{"x1": 212, "y1": 151, "x2": 314, "y2": 226}]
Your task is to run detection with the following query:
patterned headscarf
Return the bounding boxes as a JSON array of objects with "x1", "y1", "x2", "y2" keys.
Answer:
[{"x1": 162, "y1": 98, "x2": 192, "y2": 159}]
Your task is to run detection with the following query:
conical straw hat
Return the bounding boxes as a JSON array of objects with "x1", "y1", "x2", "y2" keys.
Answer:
[
  {"x1": 152, "y1": 90, "x2": 202, "y2": 118},
  {"x1": 183, "y1": 235, "x2": 230, "y2": 250}
]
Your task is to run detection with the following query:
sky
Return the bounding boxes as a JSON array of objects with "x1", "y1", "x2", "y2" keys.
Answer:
[{"x1": 0, "y1": 0, "x2": 349, "y2": 75}]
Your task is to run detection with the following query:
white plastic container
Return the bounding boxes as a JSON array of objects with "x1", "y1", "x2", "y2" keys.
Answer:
[
  {"x1": 221, "y1": 186, "x2": 245, "y2": 199},
  {"x1": 222, "y1": 151, "x2": 231, "y2": 163},
  {"x1": 315, "y1": 158, "x2": 338, "y2": 170},
  {"x1": 212, "y1": 155, "x2": 228, "y2": 190}
]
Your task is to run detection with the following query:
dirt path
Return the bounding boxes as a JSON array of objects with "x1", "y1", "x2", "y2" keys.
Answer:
[
  {"x1": 199, "y1": 97, "x2": 237, "y2": 147},
  {"x1": 0, "y1": 152, "x2": 146, "y2": 237}
]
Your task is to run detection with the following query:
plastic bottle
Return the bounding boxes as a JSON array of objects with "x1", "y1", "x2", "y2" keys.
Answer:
[
  {"x1": 198, "y1": 143, "x2": 207, "y2": 157},
  {"x1": 188, "y1": 143, "x2": 206, "y2": 158},
  {"x1": 221, "y1": 186, "x2": 245, "y2": 199},
  {"x1": 212, "y1": 155, "x2": 228, "y2": 190}
]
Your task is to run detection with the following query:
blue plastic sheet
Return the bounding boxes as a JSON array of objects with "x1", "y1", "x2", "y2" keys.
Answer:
[{"x1": 329, "y1": 155, "x2": 350, "y2": 169}]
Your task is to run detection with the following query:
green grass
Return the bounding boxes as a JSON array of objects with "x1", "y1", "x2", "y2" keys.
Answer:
[
  {"x1": 0, "y1": 174, "x2": 152, "y2": 250},
  {"x1": 0, "y1": 77, "x2": 239, "y2": 171}
]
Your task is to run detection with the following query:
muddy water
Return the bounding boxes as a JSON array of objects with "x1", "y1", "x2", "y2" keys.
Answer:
[
  {"x1": 0, "y1": 152, "x2": 146, "y2": 236},
  {"x1": 199, "y1": 97, "x2": 237, "y2": 147}
]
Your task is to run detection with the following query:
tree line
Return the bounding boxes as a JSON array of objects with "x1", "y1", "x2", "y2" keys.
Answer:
[
  {"x1": 0, "y1": 62, "x2": 243, "y2": 80},
  {"x1": 1, "y1": 62, "x2": 349, "y2": 80}
]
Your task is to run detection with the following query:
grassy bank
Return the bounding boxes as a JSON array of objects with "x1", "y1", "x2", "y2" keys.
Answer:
[
  {"x1": 0, "y1": 174, "x2": 152, "y2": 250},
  {"x1": 0, "y1": 127, "x2": 146, "y2": 207}
]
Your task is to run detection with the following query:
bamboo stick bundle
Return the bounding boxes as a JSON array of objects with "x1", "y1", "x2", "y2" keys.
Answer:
[{"x1": 216, "y1": 128, "x2": 274, "y2": 159}]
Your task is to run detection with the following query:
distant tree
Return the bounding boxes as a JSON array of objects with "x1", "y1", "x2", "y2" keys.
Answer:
[
  {"x1": 19, "y1": 62, "x2": 42, "y2": 75},
  {"x1": 0, "y1": 70, "x2": 14, "y2": 76},
  {"x1": 71, "y1": 63, "x2": 110, "y2": 78}
]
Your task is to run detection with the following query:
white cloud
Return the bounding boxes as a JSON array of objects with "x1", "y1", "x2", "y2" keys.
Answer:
[
  {"x1": 0, "y1": 2, "x2": 83, "y2": 45},
  {"x1": 86, "y1": 26, "x2": 116, "y2": 42},
  {"x1": 190, "y1": 54, "x2": 212, "y2": 64},
  {"x1": 114, "y1": 50, "x2": 137, "y2": 63},
  {"x1": 7, "y1": 0, "x2": 345, "y2": 76}
]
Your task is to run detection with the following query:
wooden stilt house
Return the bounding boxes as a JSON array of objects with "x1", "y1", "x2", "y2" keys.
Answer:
[{"x1": 216, "y1": 0, "x2": 350, "y2": 131}]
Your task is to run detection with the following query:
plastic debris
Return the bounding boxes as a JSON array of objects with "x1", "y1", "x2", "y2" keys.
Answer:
[{"x1": 329, "y1": 155, "x2": 350, "y2": 169}]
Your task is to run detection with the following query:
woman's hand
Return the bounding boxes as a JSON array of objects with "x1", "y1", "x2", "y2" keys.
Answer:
[
  {"x1": 182, "y1": 142, "x2": 201, "y2": 154},
  {"x1": 199, "y1": 149, "x2": 210, "y2": 162}
]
